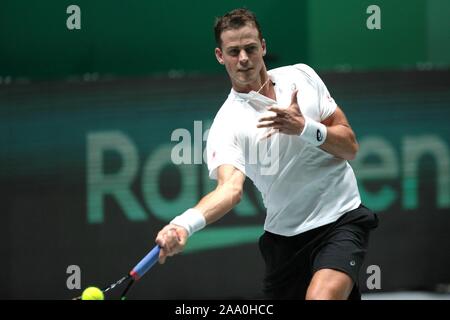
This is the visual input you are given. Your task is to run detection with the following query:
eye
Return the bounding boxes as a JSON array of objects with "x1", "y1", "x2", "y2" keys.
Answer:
[
  {"x1": 246, "y1": 46, "x2": 257, "y2": 54},
  {"x1": 228, "y1": 49, "x2": 239, "y2": 56}
]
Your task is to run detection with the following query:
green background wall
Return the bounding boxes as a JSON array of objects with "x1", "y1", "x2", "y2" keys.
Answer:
[{"x1": 1, "y1": 0, "x2": 449, "y2": 80}]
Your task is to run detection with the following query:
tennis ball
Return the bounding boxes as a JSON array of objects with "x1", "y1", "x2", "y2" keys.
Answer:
[{"x1": 81, "y1": 287, "x2": 104, "y2": 300}]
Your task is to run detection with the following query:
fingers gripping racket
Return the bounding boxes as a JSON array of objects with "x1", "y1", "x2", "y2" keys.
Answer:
[{"x1": 74, "y1": 245, "x2": 161, "y2": 300}]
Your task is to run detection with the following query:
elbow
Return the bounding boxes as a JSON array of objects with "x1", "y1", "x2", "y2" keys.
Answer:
[
  {"x1": 232, "y1": 187, "x2": 243, "y2": 205},
  {"x1": 346, "y1": 140, "x2": 359, "y2": 161},
  {"x1": 341, "y1": 130, "x2": 359, "y2": 160},
  {"x1": 217, "y1": 181, "x2": 243, "y2": 207}
]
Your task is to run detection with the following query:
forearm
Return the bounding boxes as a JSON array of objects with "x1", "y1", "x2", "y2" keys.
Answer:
[
  {"x1": 156, "y1": 172, "x2": 243, "y2": 263},
  {"x1": 194, "y1": 182, "x2": 242, "y2": 225},
  {"x1": 319, "y1": 124, "x2": 359, "y2": 160},
  {"x1": 168, "y1": 165, "x2": 244, "y2": 239}
]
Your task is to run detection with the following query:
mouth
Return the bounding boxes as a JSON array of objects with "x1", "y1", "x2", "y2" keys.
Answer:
[{"x1": 238, "y1": 68, "x2": 253, "y2": 72}]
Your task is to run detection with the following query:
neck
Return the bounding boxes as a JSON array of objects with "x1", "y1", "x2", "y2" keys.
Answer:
[{"x1": 232, "y1": 67, "x2": 274, "y2": 98}]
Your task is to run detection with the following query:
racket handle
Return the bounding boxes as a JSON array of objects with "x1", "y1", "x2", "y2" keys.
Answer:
[{"x1": 130, "y1": 245, "x2": 161, "y2": 280}]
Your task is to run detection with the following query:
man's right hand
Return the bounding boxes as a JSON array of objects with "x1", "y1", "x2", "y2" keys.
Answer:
[{"x1": 155, "y1": 224, "x2": 189, "y2": 264}]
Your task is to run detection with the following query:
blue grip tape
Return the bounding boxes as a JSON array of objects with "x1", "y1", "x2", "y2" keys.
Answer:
[{"x1": 130, "y1": 245, "x2": 160, "y2": 280}]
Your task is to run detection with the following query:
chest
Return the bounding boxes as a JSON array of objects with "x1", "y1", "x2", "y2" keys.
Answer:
[
  {"x1": 236, "y1": 77, "x2": 320, "y2": 139},
  {"x1": 274, "y1": 77, "x2": 320, "y2": 120}
]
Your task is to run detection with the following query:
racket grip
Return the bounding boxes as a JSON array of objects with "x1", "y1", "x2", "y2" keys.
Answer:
[{"x1": 130, "y1": 245, "x2": 161, "y2": 280}]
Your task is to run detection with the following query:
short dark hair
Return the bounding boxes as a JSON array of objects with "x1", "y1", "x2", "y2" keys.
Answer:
[{"x1": 214, "y1": 8, "x2": 263, "y2": 48}]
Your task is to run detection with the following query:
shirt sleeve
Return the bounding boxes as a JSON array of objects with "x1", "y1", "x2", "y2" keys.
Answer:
[
  {"x1": 294, "y1": 64, "x2": 337, "y2": 121},
  {"x1": 206, "y1": 120, "x2": 246, "y2": 180}
]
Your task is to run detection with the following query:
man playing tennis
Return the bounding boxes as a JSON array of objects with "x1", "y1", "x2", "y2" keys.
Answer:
[{"x1": 156, "y1": 8, "x2": 378, "y2": 300}]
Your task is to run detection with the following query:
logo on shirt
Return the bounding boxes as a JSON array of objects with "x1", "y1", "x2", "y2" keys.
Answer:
[{"x1": 317, "y1": 129, "x2": 323, "y2": 142}]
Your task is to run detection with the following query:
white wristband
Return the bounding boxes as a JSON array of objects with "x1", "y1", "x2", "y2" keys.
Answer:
[
  {"x1": 170, "y1": 208, "x2": 206, "y2": 237},
  {"x1": 299, "y1": 116, "x2": 327, "y2": 146}
]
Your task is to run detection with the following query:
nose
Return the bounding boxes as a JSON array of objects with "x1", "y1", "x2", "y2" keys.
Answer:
[{"x1": 239, "y1": 49, "x2": 249, "y2": 65}]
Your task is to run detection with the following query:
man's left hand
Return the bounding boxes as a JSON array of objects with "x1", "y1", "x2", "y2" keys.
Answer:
[{"x1": 257, "y1": 90, "x2": 305, "y2": 139}]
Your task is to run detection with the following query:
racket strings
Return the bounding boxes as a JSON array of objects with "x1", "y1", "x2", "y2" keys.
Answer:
[
  {"x1": 102, "y1": 275, "x2": 130, "y2": 293},
  {"x1": 72, "y1": 245, "x2": 160, "y2": 300},
  {"x1": 72, "y1": 275, "x2": 131, "y2": 300}
]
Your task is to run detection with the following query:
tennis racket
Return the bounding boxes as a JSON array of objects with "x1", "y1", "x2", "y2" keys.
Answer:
[{"x1": 73, "y1": 245, "x2": 161, "y2": 300}]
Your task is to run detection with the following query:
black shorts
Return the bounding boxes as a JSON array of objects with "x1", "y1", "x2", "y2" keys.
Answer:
[{"x1": 259, "y1": 204, "x2": 378, "y2": 300}]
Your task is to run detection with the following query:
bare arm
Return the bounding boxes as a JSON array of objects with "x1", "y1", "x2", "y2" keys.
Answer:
[
  {"x1": 155, "y1": 164, "x2": 245, "y2": 263},
  {"x1": 257, "y1": 90, "x2": 358, "y2": 160},
  {"x1": 318, "y1": 106, "x2": 359, "y2": 160},
  {"x1": 195, "y1": 164, "x2": 246, "y2": 224}
]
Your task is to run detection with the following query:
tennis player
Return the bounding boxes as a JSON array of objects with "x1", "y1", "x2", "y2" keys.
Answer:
[{"x1": 156, "y1": 8, "x2": 378, "y2": 300}]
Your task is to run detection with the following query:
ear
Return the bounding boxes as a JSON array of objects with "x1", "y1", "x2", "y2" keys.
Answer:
[
  {"x1": 262, "y1": 39, "x2": 267, "y2": 57},
  {"x1": 215, "y1": 47, "x2": 225, "y2": 65}
]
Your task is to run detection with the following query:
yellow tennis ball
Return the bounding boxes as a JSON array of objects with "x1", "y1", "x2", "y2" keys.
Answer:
[{"x1": 81, "y1": 287, "x2": 104, "y2": 300}]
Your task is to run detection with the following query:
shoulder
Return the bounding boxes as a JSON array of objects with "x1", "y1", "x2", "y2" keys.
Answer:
[
  {"x1": 213, "y1": 93, "x2": 241, "y2": 124},
  {"x1": 291, "y1": 63, "x2": 319, "y2": 77},
  {"x1": 208, "y1": 93, "x2": 242, "y2": 138},
  {"x1": 269, "y1": 63, "x2": 321, "y2": 84}
]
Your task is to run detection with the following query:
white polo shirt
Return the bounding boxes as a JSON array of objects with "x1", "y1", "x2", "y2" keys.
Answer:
[{"x1": 206, "y1": 63, "x2": 361, "y2": 236}]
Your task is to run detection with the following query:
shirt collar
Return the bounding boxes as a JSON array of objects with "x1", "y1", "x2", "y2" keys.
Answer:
[{"x1": 230, "y1": 73, "x2": 277, "y2": 103}]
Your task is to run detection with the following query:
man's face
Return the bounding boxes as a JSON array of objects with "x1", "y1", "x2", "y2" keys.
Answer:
[{"x1": 215, "y1": 24, "x2": 266, "y2": 89}]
